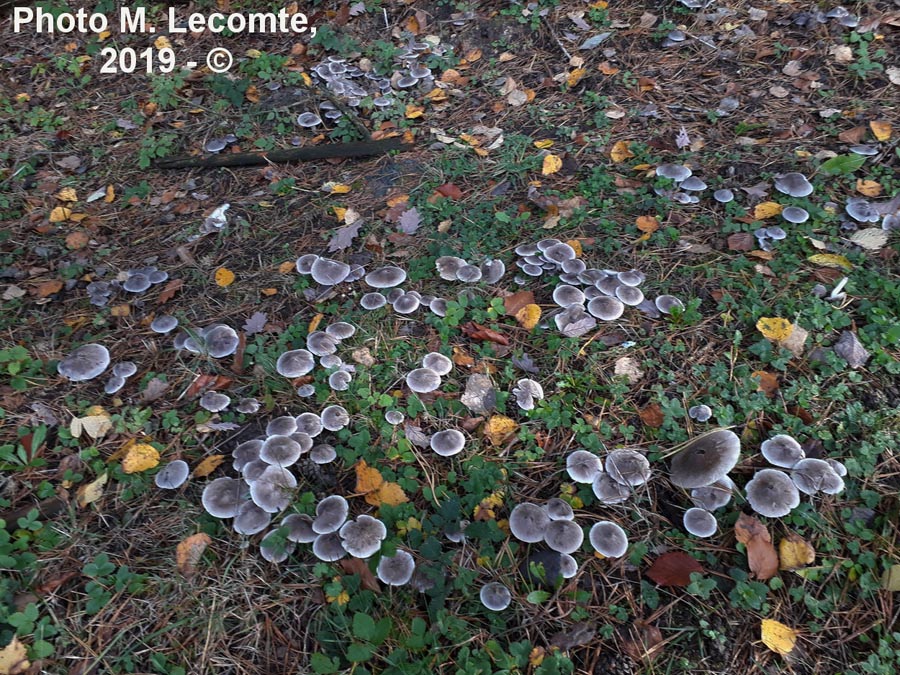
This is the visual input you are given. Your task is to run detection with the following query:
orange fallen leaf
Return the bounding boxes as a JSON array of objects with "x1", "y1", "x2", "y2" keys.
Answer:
[
  {"x1": 215, "y1": 267, "x2": 235, "y2": 287},
  {"x1": 734, "y1": 513, "x2": 779, "y2": 580},
  {"x1": 610, "y1": 140, "x2": 634, "y2": 163},
  {"x1": 639, "y1": 403, "x2": 664, "y2": 428},
  {"x1": 751, "y1": 370, "x2": 780, "y2": 396},
  {"x1": 65, "y1": 230, "x2": 90, "y2": 250},
  {"x1": 753, "y1": 202, "x2": 783, "y2": 220},
  {"x1": 35, "y1": 280, "x2": 63, "y2": 298},
  {"x1": 503, "y1": 290, "x2": 536, "y2": 316},
  {"x1": 157, "y1": 278, "x2": 183, "y2": 304},
  {"x1": 193, "y1": 454, "x2": 225, "y2": 478},
  {"x1": 856, "y1": 179, "x2": 882, "y2": 197},
  {"x1": 176, "y1": 532, "x2": 211, "y2": 579},
  {"x1": 870, "y1": 120, "x2": 891, "y2": 141},
  {"x1": 636, "y1": 215, "x2": 659, "y2": 233},
  {"x1": 109, "y1": 303, "x2": 130, "y2": 317},
  {"x1": 515, "y1": 304, "x2": 542, "y2": 330}
]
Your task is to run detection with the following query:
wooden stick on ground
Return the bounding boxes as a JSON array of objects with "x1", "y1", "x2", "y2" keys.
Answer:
[{"x1": 155, "y1": 137, "x2": 413, "y2": 170}]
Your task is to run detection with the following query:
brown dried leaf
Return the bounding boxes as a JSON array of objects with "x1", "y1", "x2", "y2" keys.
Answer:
[
  {"x1": 339, "y1": 557, "x2": 381, "y2": 593},
  {"x1": 623, "y1": 620, "x2": 665, "y2": 664},
  {"x1": 503, "y1": 290, "x2": 536, "y2": 316},
  {"x1": 734, "y1": 513, "x2": 779, "y2": 580},
  {"x1": 646, "y1": 551, "x2": 704, "y2": 587},
  {"x1": 639, "y1": 403, "x2": 664, "y2": 428},
  {"x1": 462, "y1": 322, "x2": 510, "y2": 346},
  {"x1": 157, "y1": 279, "x2": 183, "y2": 304},
  {"x1": 727, "y1": 232, "x2": 755, "y2": 251},
  {"x1": 176, "y1": 533, "x2": 211, "y2": 579},
  {"x1": 35, "y1": 280, "x2": 63, "y2": 298},
  {"x1": 752, "y1": 370, "x2": 780, "y2": 397}
]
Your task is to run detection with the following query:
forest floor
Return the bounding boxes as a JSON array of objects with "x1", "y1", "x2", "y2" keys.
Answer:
[{"x1": 1, "y1": 0, "x2": 899, "y2": 674}]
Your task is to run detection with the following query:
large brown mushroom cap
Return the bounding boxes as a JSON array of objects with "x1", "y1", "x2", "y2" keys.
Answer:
[{"x1": 669, "y1": 429, "x2": 741, "y2": 489}]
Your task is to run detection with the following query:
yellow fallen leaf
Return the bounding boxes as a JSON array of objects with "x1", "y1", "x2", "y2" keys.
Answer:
[
  {"x1": 542, "y1": 154, "x2": 562, "y2": 176},
  {"x1": 332, "y1": 206, "x2": 347, "y2": 222},
  {"x1": 104, "y1": 185, "x2": 115, "y2": 202},
  {"x1": 110, "y1": 303, "x2": 130, "y2": 317},
  {"x1": 76, "y1": 472, "x2": 108, "y2": 508},
  {"x1": 566, "y1": 67, "x2": 587, "y2": 87},
  {"x1": 756, "y1": 317, "x2": 794, "y2": 342},
  {"x1": 56, "y1": 187, "x2": 78, "y2": 202},
  {"x1": 308, "y1": 312, "x2": 324, "y2": 333},
  {"x1": 154, "y1": 35, "x2": 172, "y2": 50},
  {"x1": 49, "y1": 206, "x2": 72, "y2": 222},
  {"x1": 214, "y1": 267, "x2": 235, "y2": 287},
  {"x1": 300, "y1": 72, "x2": 312, "y2": 87},
  {"x1": 529, "y1": 646, "x2": 545, "y2": 668},
  {"x1": 610, "y1": 140, "x2": 634, "y2": 163},
  {"x1": 323, "y1": 182, "x2": 352, "y2": 194},
  {"x1": 405, "y1": 104, "x2": 425, "y2": 119},
  {"x1": 425, "y1": 88, "x2": 448, "y2": 102},
  {"x1": 636, "y1": 215, "x2": 659, "y2": 233},
  {"x1": 882, "y1": 564, "x2": 900, "y2": 591},
  {"x1": 260, "y1": 287, "x2": 277, "y2": 296},
  {"x1": 368, "y1": 481, "x2": 408, "y2": 507},
  {"x1": 0, "y1": 636, "x2": 30, "y2": 675},
  {"x1": 176, "y1": 532, "x2": 211, "y2": 579},
  {"x1": 870, "y1": 120, "x2": 891, "y2": 141},
  {"x1": 192, "y1": 454, "x2": 225, "y2": 478},
  {"x1": 355, "y1": 459, "x2": 406, "y2": 506},
  {"x1": 278, "y1": 260, "x2": 295, "y2": 274},
  {"x1": 856, "y1": 179, "x2": 882, "y2": 197},
  {"x1": 245, "y1": 48, "x2": 262, "y2": 58},
  {"x1": 515, "y1": 303, "x2": 542, "y2": 330},
  {"x1": 807, "y1": 253, "x2": 853, "y2": 271},
  {"x1": 355, "y1": 459, "x2": 384, "y2": 493},
  {"x1": 485, "y1": 415, "x2": 518, "y2": 445},
  {"x1": 761, "y1": 619, "x2": 798, "y2": 656},
  {"x1": 122, "y1": 443, "x2": 160, "y2": 474},
  {"x1": 566, "y1": 239, "x2": 583, "y2": 256},
  {"x1": 70, "y1": 407, "x2": 112, "y2": 440},
  {"x1": 779, "y1": 532, "x2": 815, "y2": 570},
  {"x1": 753, "y1": 202, "x2": 783, "y2": 219},
  {"x1": 534, "y1": 139, "x2": 553, "y2": 149}
]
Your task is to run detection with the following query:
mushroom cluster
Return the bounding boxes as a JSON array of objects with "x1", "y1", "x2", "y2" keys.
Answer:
[
  {"x1": 435, "y1": 255, "x2": 506, "y2": 285},
  {"x1": 86, "y1": 265, "x2": 170, "y2": 307},
  {"x1": 174, "y1": 323, "x2": 240, "y2": 359},
  {"x1": 565, "y1": 447, "x2": 650, "y2": 506}
]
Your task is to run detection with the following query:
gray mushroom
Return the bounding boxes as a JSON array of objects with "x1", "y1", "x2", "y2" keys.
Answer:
[
  {"x1": 361, "y1": 292, "x2": 387, "y2": 310},
  {"x1": 295, "y1": 412, "x2": 323, "y2": 437},
  {"x1": 266, "y1": 416, "x2": 298, "y2": 437},
  {"x1": 545, "y1": 498, "x2": 575, "y2": 521},
  {"x1": 276, "y1": 349, "x2": 315, "y2": 378},
  {"x1": 241, "y1": 459, "x2": 269, "y2": 483},
  {"x1": 566, "y1": 450, "x2": 603, "y2": 484},
  {"x1": 385, "y1": 410, "x2": 405, "y2": 425},
  {"x1": 760, "y1": 434, "x2": 804, "y2": 468},
  {"x1": 559, "y1": 553, "x2": 578, "y2": 579},
  {"x1": 259, "y1": 531, "x2": 296, "y2": 564},
  {"x1": 311, "y1": 257, "x2": 351, "y2": 286},
  {"x1": 237, "y1": 397, "x2": 261, "y2": 414},
  {"x1": 205, "y1": 138, "x2": 227, "y2": 153},
  {"x1": 617, "y1": 270, "x2": 645, "y2": 287},
  {"x1": 745, "y1": 468, "x2": 800, "y2": 517},
  {"x1": 791, "y1": 458, "x2": 844, "y2": 495},
  {"x1": 509, "y1": 503, "x2": 550, "y2": 543},
  {"x1": 688, "y1": 404, "x2": 713, "y2": 423},
  {"x1": 295, "y1": 254, "x2": 319, "y2": 275},
  {"x1": 422, "y1": 352, "x2": 453, "y2": 376},
  {"x1": 680, "y1": 176, "x2": 707, "y2": 192},
  {"x1": 57, "y1": 343, "x2": 110, "y2": 381},
  {"x1": 429, "y1": 298, "x2": 448, "y2": 317},
  {"x1": 260, "y1": 435, "x2": 303, "y2": 467},
  {"x1": 104, "y1": 376, "x2": 126, "y2": 395},
  {"x1": 377, "y1": 549, "x2": 416, "y2": 586},
  {"x1": 309, "y1": 443, "x2": 336, "y2": 464},
  {"x1": 543, "y1": 519, "x2": 584, "y2": 554},
  {"x1": 591, "y1": 472, "x2": 631, "y2": 504},
  {"x1": 655, "y1": 295, "x2": 685, "y2": 315},
  {"x1": 150, "y1": 315, "x2": 179, "y2": 334},
  {"x1": 365, "y1": 266, "x2": 407, "y2": 288},
  {"x1": 480, "y1": 582, "x2": 512, "y2": 611},
  {"x1": 325, "y1": 321, "x2": 357, "y2": 340},
  {"x1": 587, "y1": 296, "x2": 625, "y2": 321},
  {"x1": 320, "y1": 405, "x2": 349, "y2": 431},
  {"x1": 297, "y1": 112, "x2": 322, "y2": 127},
  {"x1": 393, "y1": 293, "x2": 421, "y2": 314},
  {"x1": 203, "y1": 325, "x2": 240, "y2": 359},
  {"x1": 456, "y1": 265, "x2": 483, "y2": 283},
  {"x1": 282, "y1": 513, "x2": 318, "y2": 543},
  {"x1": 233, "y1": 502, "x2": 272, "y2": 535},
  {"x1": 328, "y1": 370, "x2": 352, "y2": 391},
  {"x1": 544, "y1": 242, "x2": 577, "y2": 264},
  {"x1": 683, "y1": 507, "x2": 717, "y2": 537},
  {"x1": 112, "y1": 361, "x2": 137, "y2": 378},
  {"x1": 406, "y1": 368, "x2": 441, "y2": 393},
  {"x1": 690, "y1": 478, "x2": 733, "y2": 511},
  {"x1": 588, "y1": 521, "x2": 629, "y2": 558},
  {"x1": 250, "y1": 465, "x2": 297, "y2": 512},
  {"x1": 312, "y1": 495, "x2": 349, "y2": 534},
  {"x1": 480, "y1": 259, "x2": 506, "y2": 284},
  {"x1": 232, "y1": 439, "x2": 263, "y2": 471},
  {"x1": 615, "y1": 285, "x2": 645, "y2": 307},
  {"x1": 312, "y1": 531, "x2": 347, "y2": 561},
  {"x1": 436, "y1": 256, "x2": 467, "y2": 281},
  {"x1": 656, "y1": 163, "x2": 692, "y2": 182},
  {"x1": 201, "y1": 477, "x2": 245, "y2": 518},
  {"x1": 339, "y1": 515, "x2": 387, "y2": 558},
  {"x1": 774, "y1": 172, "x2": 813, "y2": 198},
  {"x1": 430, "y1": 429, "x2": 466, "y2": 457},
  {"x1": 307, "y1": 331, "x2": 339, "y2": 357},
  {"x1": 605, "y1": 448, "x2": 651, "y2": 487},
  {"x1": 199, "y1": 391, "x2": 231, "y2": 413},
  {"x1": 123, "y1": 273, "x2": 151, "y2": 293},
  {"x1": 713, "y1": 189, "x2": 734, "y2": 203},
  {"x1": 513, "y1": 378, "x2": 544, "y2": 411},
  {"x1": 155, "y1": 460, "x2": 190, "y2": 489},
  {"x1": 553, "y1": 285, "x2": 585, "y2": 308},
  {"x1": 845, "y1": 198, "x2": 880, "y2": 223},
  {"x1": 782, "y1": 206, "x2": 809, "y2": 224},
  {"x1": 669, "y1": 429, "x2": 741, "y2": 488}
]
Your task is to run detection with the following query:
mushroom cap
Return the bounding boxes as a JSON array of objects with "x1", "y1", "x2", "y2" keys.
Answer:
[
  {"x1": 150, "y1": 315, "x2": 179, "y2": 334},
  {"x1": 422, "y1": 352, "x2": 453, "y2": 376},
  {"x1": 680, "y1": 176, "x2": 707, "y2": 191},
  {"x1": 320, "y1": 405, "x2": 349, "y2": 431},
  {"x1": 596, "y1": 275, "x2": 621, "y2": 296},
  {"x1": 320, "y1": 354, "x2": 343, "y2": 369},
  {"x1": 204, "y1": 325, "x2": 241, "y2": 358},
  {"x1": 774, "y1": 172, "x2": 813, "y2": 198},
  {"x1": 545, "y1": 498, "x2": 575, "y2": 521},
  {"x1": 655, "y1": 295, "x2": 685, "y2": 314},
  {"x1": 58, "y1": 343, "x2": 110, "y2": 381},
  {"x1": 555, "y1": 306, "x2": 596, "y2": 337},
  {"x1": 297, "y1": 111, "x2": 322, "y2": 127},
  {"x1": 509, "y1": 503, "x2": 550, "y2": 543},
  {"x1": 481, "y1": 259, "x2": 506, "y2": 284},
  {"x1": 365, "y1": 266, "x2": 407, "y2": 289},
  {"x1": 296, "y1": 384, "x2": 316, "y2": 397},
  {"x1": 307, "y1": 331, "x2": 339, "y2": 357},
  {"x1": 606, "y1": 448, "x2": 651, "y2": 487},
  {"x1": 669, "y1": 429, "x2": 741, "y2": 488},
  {"x1": 289, "y1": 431, "x2": 313, "y2": 454},
  {"x1": 236, "y1": 397, "x2": 261, "y2": 414},
  {"x1": 311, "y1": 257, "x2": 351, "y2": 285},
  {"x1": 562, "y1": 258, "x2": 586, "y2": 275},
  {"x1": 566, "y1": 450, "x2": 603, "y2": 483},
  {"x1": 713, "y1": 188, "x2": 734, "y2": 203},
  {"x1": 233, "y1": 501, "x2": 272, "y2": 535},
  {"x1": 309, "y1": 443, "x2": 337, "y2": 464},
  {"x1": 328, "y1": 370, "x2": 352, "y2": 391},
  {"x1": 361, "y1": 292, "x2": 387, "y2": 310},
  {"x1": 435, "y1": 256, "x2": 467, "y2": 281},
  {"x1": 377, "y1": 549, "x2": 416, "y2": 586},
  {"x1": 791, "y1": 458, "x2": 844, "y2": 495},
  {"x1": 104, "y1": 376, "x2": 126, "y2": 395},
  {"x1": 615, "y1": 285, "x2": 645, "y2": 307},
  {"x1": 589, "y1": 521, "x2": 629, "y2": 558},
  {"x1": 282, "y1": 513, "x2": 318, "y2": 543},
  {"x1": 155, "y1": 459, "x2": 190, "y2": 489},
  {"x1": 266, "y1": 416, "x2": 298, "y2": 437},
  {"x1": 123, "y1": 273, "x2": 151, "y2": 293},
  {"x1": 112, "y1": 361, "x2": 137, "y2": 378},
  {"x1": 199, "y1": 391, "x2": 231, "y2": 413},
  {"x1": 544, "y1": 242, "x2": 577, "y2": 264},
  {"x1": 406, "y1": 367, "x2": 441, "y2": 393},
  {"x1": 513, "y1": 378, "x2": 544, "y2": 411},
  {"x1": 456, "y1": 264, "x2": 483, "y2": 283},
  {"x1": 241, "y1": 459, "x2": 269, "y2": 483},
  {"x1": 552, "y1": 284, "x2": 585, "y2": 308},
  {"x1": 617, "y1": 269, "x2": 645, "y2": 287},
  {"x1": 543, "y1": 519, "x2": 584, "y2": 554},
  {"x1": 276, "y1": 349, "x2": 315, "y2": 378},
  {"x1": 312, "y1": 531, "x2": 347, "y2": 561},
  {"x1": 656, "y1": 163, "x2": 692, "y2": 181},
  {"x1": 587, "y1": 296, "x2": 625, "y2": 321},
  {"x1": 385, "y1": 410, "x2": 405, "y2": 425},
  {"x1": 295, "y1": 412, "x2": 323, "y2": 437},
  {"x1": 430, "y1": 429, "x2": 466, "y2": 457},
  {"x1": 479, "y1": 582, "x2": 512, "y2": 611},
  {"x1": 591, "y1": 472, "x2": 631, "y2": 504},
  {"x1": 295, "y1": 254, "x2": 319, "y2": 274},
  {"x1": 782, "y1": 206, "x2": 809, "y2": 224},
  {"x1": 690, "y1": 479, "x2": 733, "y2": 510},
  {"x1": 536, "y1": 238, "x2": 561, "y2": 252},
  {"x1": 393, "y1": 293, "x2": 421, "y2": 314},
  {"x1": 745, "y1": 468, "x2": 800, "y2": 517},
  {"x1": 201, "y1": 477, "x2": 245, "y2": 518},
  {"x1": 260, "y1": 435, "x2": 303, "y2": 467},
  {"x1": 232, "y1": 439, "x2": 263, "y2": 471},
  {"x1": 385, "y1": 287, "x2": 405, "y2": 304},
  {"x1": 339, "y1": 515, "x2": 387, "y2": 558},
  {"x1": 845, "y1": 197, "x2": 880, "y2": 223},
  {"x1": 760, "y1": 434, "x2": 805, "y2": 468},
  {"x1": 313, "y1": 495, "x2": 349, "y2": 534},
  {"x1": 683, "y1": 508, "x2": 717, "y2": 537},
  {"x1": 325, "y1": 321, "x2": 357, "y2": 340},
  {"x1": 429, "y1": 297, "x2": 448, "y2": 317},
  {"x1": 559, "y1": 553, "x2": 578, "y2": 579},
  {"x1": 688, "y1": 404, "x2": 713, "y2": 422},
  {"x1": 259, "y1": 531, "x2": 296, "y2": 564},
  {"x1": 250, "y1": 466, "x2": 297, "y2": 513},
  {"x1": 825, "y1": 458, "x2": 847, "y2": 477}
]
